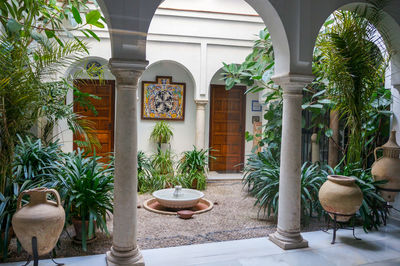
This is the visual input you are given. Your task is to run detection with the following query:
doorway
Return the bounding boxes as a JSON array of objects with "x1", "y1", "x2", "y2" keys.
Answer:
[
  {"x1": 209, "y1": 85, "x2": 246, "y2": 173},
  {"x1": 73, "y1": 79, "x2": 115, "y2": 158}
]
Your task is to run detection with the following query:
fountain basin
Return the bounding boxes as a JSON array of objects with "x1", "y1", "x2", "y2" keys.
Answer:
[{"x1": 152, "y1": 188, "x2": 204, "y2": 209}]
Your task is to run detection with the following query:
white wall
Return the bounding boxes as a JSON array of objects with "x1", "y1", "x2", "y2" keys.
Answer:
[{"x1": 138, "y1": 61, "x2": 196, "y2": 158}]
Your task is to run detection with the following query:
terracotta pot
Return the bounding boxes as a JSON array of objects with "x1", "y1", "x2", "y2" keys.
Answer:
[
  {"x1": 177, "y1": 210, "x2": 194, "y2": 219},
  {"x1": 371, "y1": 131, "x2": 400, "y2": 202},
  {"x1": 12, "y1": 188, "x2": 65, "y2": 256},
  {"x1": 319, "y1": 175, "x2": 363, "y2": 222},
  {"x1": 72, "y1": 218, "x2": 96, "y2": 242},
  {"x1": 191, "y1": 178, "x2": 198, "y2": 189}
]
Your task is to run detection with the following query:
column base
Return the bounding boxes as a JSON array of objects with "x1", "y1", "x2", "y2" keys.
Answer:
[
  {"x1": 269, "y1": 229, "x2": 308, "y2": 250},
  {"x1": 106, "y1": 246, "x2": 144, "y2": 266}
]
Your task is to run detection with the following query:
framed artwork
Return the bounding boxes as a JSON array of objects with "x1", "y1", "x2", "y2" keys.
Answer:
[
  {"x1": 141, "y1": 76, "x2": 186, "y2": 121},
  {"x1": 251, "y1": 100, "x2": 262, "y2": 112}
]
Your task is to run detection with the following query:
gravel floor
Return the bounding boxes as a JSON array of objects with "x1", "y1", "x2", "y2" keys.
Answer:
[{"x1": 6, "y1": 181, "x2": 325, "y2": 262}]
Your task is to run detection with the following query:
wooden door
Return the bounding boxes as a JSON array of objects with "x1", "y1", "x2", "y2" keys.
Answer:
[
  {"x1": 209, "y1": 85, "x2": 246, "y2": 172},
  {"x1": 73, "y1": 80, "x2": 115, "y2": 158}
]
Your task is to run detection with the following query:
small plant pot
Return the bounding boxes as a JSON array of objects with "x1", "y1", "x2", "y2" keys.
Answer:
[
  {"x1": 72, "y1": 218, "x2": 97, "y2": 242},
  {"x1": 191, "y1": 178, "x2": 198, "y2": 189},
  {"x1": 177, "y1": 210, "x2": 194, "y2": 219}
]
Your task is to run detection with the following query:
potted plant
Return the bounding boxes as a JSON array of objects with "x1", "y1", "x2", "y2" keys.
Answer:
[
  {"x1": 151, "y1": 149, "x2": 174, "y2": 188},
  {"x1": 177, "y1": 146, "x2": 214, "y2": 190},
  {"x1": 150, "y1": 121, "x2": 173, "y2": 153},
  {"x1": 55, "y1": 149, "x2": 114, "y2": 251}
]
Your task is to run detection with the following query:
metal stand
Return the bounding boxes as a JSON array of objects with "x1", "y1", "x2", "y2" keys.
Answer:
[
  {"x1": 21, "y1": 237, "x2": 64, "y2": 266},
  {"x1": 322, "y1": 211, "x2": 361, "y2": 244}
]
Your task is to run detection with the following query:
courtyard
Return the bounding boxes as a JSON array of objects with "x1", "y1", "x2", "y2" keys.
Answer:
[{"x1": 1, "y1": 0, "x2": 400, "y2": 265}]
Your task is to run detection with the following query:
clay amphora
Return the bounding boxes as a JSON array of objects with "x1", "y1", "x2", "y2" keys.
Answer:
[
  {"x1": 319, "y1": 175, "x2": 363, "y2": 222},
  {"x1": 371, "y1": 131, "x2": 400, "y2": 202},
  {"x1": 12, "y1": 188, "x2": 65, "y2": 256}
]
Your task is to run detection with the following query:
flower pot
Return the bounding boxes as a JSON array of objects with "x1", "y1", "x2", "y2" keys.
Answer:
[
  {"x1": 319, "y1": 175, "x2": 363, "y2": 222},
  {"x1": 72, "y1": 218, "x2": 97, "y2": 242},
  {"x1": 191, "y1": 178, "x2": 198, "y2": 189},
  {"x1": 371, "y1": 131, "x2": 400, "y2": 202},
  {"x1": 12, "y1": 188, "x2": 65, "y2": 256}
]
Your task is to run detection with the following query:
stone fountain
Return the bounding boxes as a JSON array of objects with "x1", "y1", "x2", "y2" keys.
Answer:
[
  {"x1": 144, "y1": 186, "x2": 213, "y2": 215},
  {"x1": 152, "y1": 186, "x2": 204, "y2": 209}
]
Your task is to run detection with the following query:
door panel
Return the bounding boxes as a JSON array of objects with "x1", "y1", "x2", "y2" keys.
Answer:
[
  {"x1": 73, "y1": 80, "x2": 115, "y2": 158},
  {"x1": 209, "y1": 85, "x2": 246, "y2": 172}
]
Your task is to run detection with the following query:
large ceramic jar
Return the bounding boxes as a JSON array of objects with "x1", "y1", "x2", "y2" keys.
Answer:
[
  {"x1": 319, "y1": 175, "x2": 363, "y2": 222},
  {"x1": 12, "y1": 188, "x2": 65, "y2": 256},
  {"x1": 371, "y1": 131, "x2": 400, "y2": 202}
]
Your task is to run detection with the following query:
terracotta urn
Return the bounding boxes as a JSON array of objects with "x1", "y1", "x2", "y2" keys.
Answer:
[
  {"x1": 371, "y1": 131, "x2": 400, "y2": 202},
  {"x1": 12, "y1": 188, "x2": 65, "y2": 256},
  {"x1": 319, "y1": 175, "x2": 363, "y2": 222}
]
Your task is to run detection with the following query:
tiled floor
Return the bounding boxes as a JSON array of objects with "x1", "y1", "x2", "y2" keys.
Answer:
[{"x1": 3, "y1": 220, "x2": 400, "y2": 266}]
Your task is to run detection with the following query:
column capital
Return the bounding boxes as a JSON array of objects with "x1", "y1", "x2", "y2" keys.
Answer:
[
  {"x1": 195, "y1": 99, "x2": 208, "y2": 108},
  {"x1": 272, "y1": 74, "x2": 314, "y2": 95},
  {"x1": 109, "y1": 58, "x2": 148, "y2": 86}
]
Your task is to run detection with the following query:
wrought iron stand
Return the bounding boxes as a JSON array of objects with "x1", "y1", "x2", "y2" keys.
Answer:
[
  {"x1": 22, "y1": 237, "x2": 64, "y2": 266},
  {"x1": 323, "y1": 211, "x2": 361, "y2": 244}
]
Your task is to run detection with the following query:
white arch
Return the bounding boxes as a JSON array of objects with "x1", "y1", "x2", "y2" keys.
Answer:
[
  {"x1": 65, "y1": 56, "x2": 114, "y2": 80},
  {"x1": 144, "y1": 59, "x2": 197, "y2": 100}
]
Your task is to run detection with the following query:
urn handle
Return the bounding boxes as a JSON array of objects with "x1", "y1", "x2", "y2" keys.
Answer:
[
  {"x1": 374, "y1": 147, "x2": 383, "y2": 161},
  {"x1": 46, "y1": 188, "x2": 62, "y2": 207},
  {"x1": 17, "y1": 191, "x2": 28, "y2": 210},
  {"x1": 17, "y1": 188, "x2": 62, "y2": 209}
]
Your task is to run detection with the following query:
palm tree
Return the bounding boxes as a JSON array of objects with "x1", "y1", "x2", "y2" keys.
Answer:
[{"x1": 316, "y1": 9, "x2": 390, "y2": 164}]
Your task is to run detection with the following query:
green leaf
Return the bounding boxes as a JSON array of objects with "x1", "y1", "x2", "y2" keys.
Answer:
[
  {"x1": 92, "y1": 21, "x2": 104, "y2": 28},
  {"x1": 71, "y1": 6, "x2": 82, "y2": 24},
  {"x1": 317, "y1": 99, "x2": 332, "y2": 104},
  {"x1": 85, "y1": 29, "x2": 100, "y2": 41},
  {"x1": 85, "y1": 10, "x2": 101, "y2": 25},
  {"x1": 6, "y1": 18, "x2": 22, "y2": 33},
  {"x1": 45, "y1": 29, "x2": 55, "y2": 39}
]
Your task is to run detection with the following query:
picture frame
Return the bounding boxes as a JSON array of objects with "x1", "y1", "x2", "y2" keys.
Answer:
[
  {"x1": 251, "y1": 100, "x2": 262, "y2": 112},
  {"x1": 141, "y1": 76, "x2": 186, "y2": 121}
]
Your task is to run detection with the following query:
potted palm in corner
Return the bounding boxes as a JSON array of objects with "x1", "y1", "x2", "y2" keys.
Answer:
[
  {"x1": 55, "y1": 149, "x2": 114, "y2": 251},
  {"x1": 150, "y1": 121, "x2": 173, "y2": 153}
]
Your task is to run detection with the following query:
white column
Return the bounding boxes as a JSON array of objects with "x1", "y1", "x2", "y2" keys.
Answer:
[
  {"x1": 269, "y1": 74, "x2": 313, "y2": 250},
  {"x1": 195, "y1": 99, "x2": 208, "y2": 149},
  {"x1": 106, "y1": 59, "x2": 147, "y2": 266},
  {"x1": 391, "y1": 85, "x2": 400, "y2": 222}
]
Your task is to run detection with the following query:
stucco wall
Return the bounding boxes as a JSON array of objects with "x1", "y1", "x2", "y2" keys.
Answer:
[{"x1": 137, "y1": 61, "x2": 196, "y2": 157}]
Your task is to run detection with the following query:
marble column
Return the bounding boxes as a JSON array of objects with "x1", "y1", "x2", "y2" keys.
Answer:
[
  {"x1": 269, "y1": 74, "x2": 314, "y2": 250},
  {"x1": 106, "y1": 59, "x2": 147, "y2": 266},
  {"x1": 195, "y1": 99, "x2": 208, "y2": 149}
]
